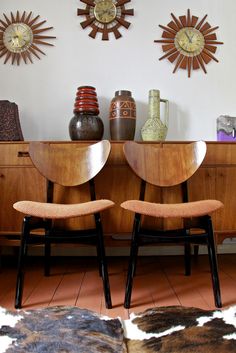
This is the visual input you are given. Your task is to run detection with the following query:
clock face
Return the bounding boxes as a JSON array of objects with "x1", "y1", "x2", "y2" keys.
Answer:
[
  {"x1": 3, "y1": 23, "x2": 33, "y2": 53},
  {"x1": 175, "y1": 27, "x2": 204, "y2": 56},
  {"x1": 94, "y1": 0, "x2": 117, "y2": 24},
  {"x1": 0, "y1": 11, "x2": 56, "y2": 65},
  {"x1": 154, "y1": 9, "x2": 223, "y2": 77},
  {"x1": 77, "y1": 0, "x2": 134, "y2": 40}
]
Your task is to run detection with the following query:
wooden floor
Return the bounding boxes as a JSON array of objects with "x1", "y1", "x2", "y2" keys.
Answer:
[{"x1": 0, "y1": 254, "x2": 236, "y2": 319}]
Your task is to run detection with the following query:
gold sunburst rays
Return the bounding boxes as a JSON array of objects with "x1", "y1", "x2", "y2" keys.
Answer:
[
  {"x1": 0, "y1": 11, "x2": 56, "y2": 65},
  {"x1": 154, "y1": 9, "x2": 223, "y2": 77},
  {"x1": 77, "y1": 0, "x2": 134, "y2": 40}
]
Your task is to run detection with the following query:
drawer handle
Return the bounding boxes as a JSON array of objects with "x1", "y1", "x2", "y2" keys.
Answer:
[{"x1": 18, "y1": 151, "x2": 30, "y2": 158}]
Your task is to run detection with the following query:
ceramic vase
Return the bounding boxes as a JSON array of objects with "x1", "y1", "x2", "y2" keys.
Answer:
[
  {"x1": 69, "y1": 114, "x2": 104, "y2": 140},
  {"x1": 141, "y1": 89, "x2": 169, "y2": 141},
  {"x1": 69, "y1": 86, "x2": 104, "y2": 140},
  {"x1": 217, "y1": 115, "x2": 236, "y2": 141},
  {"x1": 109, "y1": 90, "x2": 136, "y2": 140}
]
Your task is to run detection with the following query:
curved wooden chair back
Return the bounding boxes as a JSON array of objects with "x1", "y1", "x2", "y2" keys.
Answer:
[
  {"x1": 123, "y1": 141, "x2": 206, "y2": 187},
  {"x1": 29, "y1": 140, "x2": 111, "y2": 186}
]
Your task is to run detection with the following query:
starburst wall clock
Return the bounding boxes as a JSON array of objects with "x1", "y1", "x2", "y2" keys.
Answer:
[
  {"x1": 77, "y1": 0, "x2": 134, "y2": 40},
  {"x1": 0, "y1": 11, "x2": 56, "y2": 65},
  {"x1": 154, "y1": 9, "x2": 223, "y2": 77}
]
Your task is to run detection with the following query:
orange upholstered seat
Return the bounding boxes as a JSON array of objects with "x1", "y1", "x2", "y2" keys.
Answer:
[
  {"x1": 14, "y1": 200, "x2": 114, "y2": 219},
  {"x1": 121, "y1": 141, "x2": 223, "y2": 309},
  {"x1": 121, "y1": 199, "x2": 223, "y2": 218},
  {"x1": 14, "y1": 140, "x2": 114, "y2": 310}
]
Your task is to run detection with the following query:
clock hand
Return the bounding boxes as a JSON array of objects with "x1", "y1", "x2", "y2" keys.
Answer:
[
  {"x1": 107, "y1": 9, "x2": 115, "y2": 15},
  {"x1": 98, "y1": 10, "x2": 108, "y2": 15},
  {"x1": 184, "y1": 31, "x2": 191, "y2": 42},
  {"x1": 189, "y1": 32, "x2": 195, "y2": 41}
]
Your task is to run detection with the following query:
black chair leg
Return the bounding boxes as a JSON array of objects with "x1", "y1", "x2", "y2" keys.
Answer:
[
  {"x1": 194, "y1": 245, "x2": 199, "y2": 257},
  {"x1": 95, "y1": 214, "x2": 112, "y2": 309},
  {"x1": 124, "y1": 215, "x2": 140, "y2": 309},
  {"x1": 184, "y1": 230, "x2": 191, "y2": 276},
  {"x1": 96, "y1": 242, "x2": 102, "y2": 277},
  {"x1": 124, "y1": 238, "x2": 139, "y2": 308},
  {"x1": 44, "y1": 233, "x2": 51, "y2": 276},
  {"x1": 15, "y1": 217, "x2": 29, "y2": 309},
  {"x1": 206, "y1": 217, "x2": 222, "y2": 308}
]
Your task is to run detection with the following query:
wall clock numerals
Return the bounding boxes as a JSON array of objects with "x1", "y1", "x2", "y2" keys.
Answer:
[
  {"x1": 154, "y1": 9, "x2": 223, "y2": 77},
  {"x1": 77, "y1": 0, "x2": 134, "y2": 40},
  {"x1": 0, "y1": 11, "x2": 56, "y2": 65}
]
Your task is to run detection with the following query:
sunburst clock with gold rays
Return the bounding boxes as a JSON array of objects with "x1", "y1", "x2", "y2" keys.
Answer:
[
  {"x1": 0, "y1": 11, "x2": 56, "y2": 65},
  {"x1": 77, "y1": 0, "x2": 134, "y2": 40},
  {"x1": 154, "y1": 9, "x2": 223, "y2": 77}
]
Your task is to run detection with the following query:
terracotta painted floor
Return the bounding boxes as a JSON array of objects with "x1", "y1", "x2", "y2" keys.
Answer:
[{"x1": 0, "y1": 254, "x2": 236, "y2": 319}]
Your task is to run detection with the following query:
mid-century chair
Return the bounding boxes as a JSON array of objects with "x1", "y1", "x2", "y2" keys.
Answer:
[
  {"x1": 13, "y1": 140, "x2": 114, "y2": 309},
  {"x1": 121, "y1": 141, "x2": 223, "y2": 309}
]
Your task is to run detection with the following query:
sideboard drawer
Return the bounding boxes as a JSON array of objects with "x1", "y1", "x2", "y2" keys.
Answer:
[
  {"x1": 204, "y1": 143, "x2": 236, "y2": 166},
  {"x1": 0, "y1": 143, "x2": 32, "y2": 166}
]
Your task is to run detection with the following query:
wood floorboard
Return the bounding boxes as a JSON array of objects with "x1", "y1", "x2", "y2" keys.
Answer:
[
  {"x1": 75, "y1": 259, "x2": 103, "y2": 314},
  {"x1": 0, "y1": 254, "x2": 235, "y2": 319},
  {"x1": 49, "y1": 271, "x2": 84, "y2": 307},
  {"x1": 0, "y1": 270, "x2": 16, "y2": 302},
  {"x1": 22, "y1": 264, "x2": 65, "y2": 310},
  {"x1": 220, "y1": 256, "x2": 236, "y2": 281},
  {"x1": 141, "y1": 258, "x2": 181, "y2": 308}
]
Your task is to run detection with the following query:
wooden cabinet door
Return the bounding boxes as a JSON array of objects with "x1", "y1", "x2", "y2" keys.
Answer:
[
  {"x1": 215, "y1": 167, "x2": 236, "y2": 232},
  {"x1": 187, "y1": 166, "x2": 236, "y2": 242},
  {"x1": 188, "y1": 167, "x2": 216, "y2": 201},
  {"x1": 0, "y1": 167, "x2": 45, "y2": 232},
  {"x1": 187, "y1": 167, "x2": 219, "y2": 228}
]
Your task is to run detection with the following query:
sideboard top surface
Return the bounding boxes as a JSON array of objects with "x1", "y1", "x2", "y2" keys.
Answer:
[{"x1": 1, "y1": 141, "x2": 236, "y2": 166}]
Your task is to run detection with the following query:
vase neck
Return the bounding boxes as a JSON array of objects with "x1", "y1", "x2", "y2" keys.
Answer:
[
  {"x1": 74, "y1": 111, "x2": 98, "y2": 116},
  {"x1": 148, "y1": 89, "x2": 160, "y2": 120},
  {"x1": 115, "y1": 90, "x2": 132, "y2": 97}
]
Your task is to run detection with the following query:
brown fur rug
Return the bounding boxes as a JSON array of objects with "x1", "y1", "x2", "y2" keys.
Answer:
[{"x1": 0, "y1": 305, "x2": 235, "y2": 352}]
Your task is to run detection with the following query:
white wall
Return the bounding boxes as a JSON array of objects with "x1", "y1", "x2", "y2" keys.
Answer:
[{"x1": 0, "y1": 0, "x2": 235, "y2": 141}]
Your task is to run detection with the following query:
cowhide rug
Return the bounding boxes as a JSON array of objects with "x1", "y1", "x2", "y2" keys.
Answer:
[{"x1": 0, "y1": 305, "x2": 235, "y2": 352}]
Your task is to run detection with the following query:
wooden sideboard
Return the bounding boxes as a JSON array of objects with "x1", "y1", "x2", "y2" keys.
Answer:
[{"x1": 0, "y1": 141, "x2": 236, "y2": 247}]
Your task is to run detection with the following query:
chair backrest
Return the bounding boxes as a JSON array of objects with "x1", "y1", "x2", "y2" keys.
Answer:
[
  {"x1": 29, "y1": 140, "x2": 111, "y2": 186},
  {"x1": 123, "y1": 141, "x2": 206, "y2": 187}
]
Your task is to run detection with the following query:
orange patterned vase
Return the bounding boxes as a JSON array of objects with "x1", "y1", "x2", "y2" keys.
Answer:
[{"x1": 109, "y1": 90, "x2": 136, "y2": 140}]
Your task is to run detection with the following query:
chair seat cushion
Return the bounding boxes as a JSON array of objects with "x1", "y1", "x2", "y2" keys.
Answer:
[
  {"x1": 121, "y1": 200, "x2": 223, "y2": 218},
  {"x1": 13, "y1": 200, "x2": 114, "y2": 219}
]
